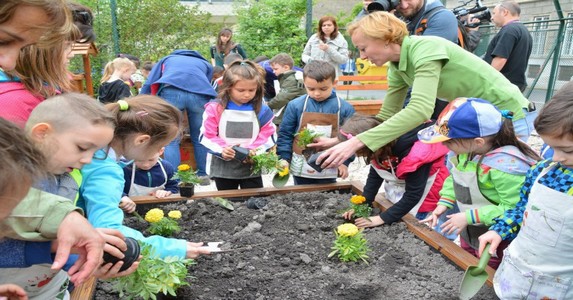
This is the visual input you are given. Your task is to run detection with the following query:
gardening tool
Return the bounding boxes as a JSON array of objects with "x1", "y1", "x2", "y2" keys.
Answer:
[
  {"x1": 213, "y1": 197, "x2": 234, "y2": 211},
  {"x1": 272, "y1": 173, "x2": 289, "y2": 187},
  {"x1": 200, "y1": 241, "x2": 266, "y2": 253},
  {"x1": 459, "y1": 244, "x2": 492, "y2": 300}
]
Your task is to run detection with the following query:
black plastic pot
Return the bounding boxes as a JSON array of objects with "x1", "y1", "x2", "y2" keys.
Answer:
[
  {"x1": 232, "y1": 145, "x2": 250, "y2": 162},
  {"x1": 179, "y1": 185, "x2": 195, "y2": 197},
  {"x1": 102, "y1": 237, "x2": 141, "y2": 272}
]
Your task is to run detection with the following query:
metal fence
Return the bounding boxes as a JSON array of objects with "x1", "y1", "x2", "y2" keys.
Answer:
[{"x1": 475, "y1": 16, "x2": 573, "y2": 106}]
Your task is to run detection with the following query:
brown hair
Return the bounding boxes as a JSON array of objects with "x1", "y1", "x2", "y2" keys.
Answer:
[
  {"x1": 535, "y1": 81, "x2": 573, "y2": 140},
  {"x1": 339, "y1": 114, "x2": 395, "y2": 164},
  {"x1": 218, "y1": 60, "x2": 266, "y2": 115},
  {"x1": 216, "y1": 28, "x2": 236, "y2": 55},
  {"x1": 303, "y1": 60, "x2": 336, "y2": 83},
  {"x1": 106, "y1": 95, "x2": 181, "y2": 149},
  {"x1": 317, "y1": 16, "x2": 340, "y2": 42},
  {"x1": 270, "y1": 53, "x2": 294, "y2": 69},
  {"x1": 347, "y1": 11, "x2": 408, "y2": 46}
]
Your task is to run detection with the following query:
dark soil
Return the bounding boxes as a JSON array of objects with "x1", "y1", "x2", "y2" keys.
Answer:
[{"x1": 95, "y1": 191, "x2": 498, "y2": 300}]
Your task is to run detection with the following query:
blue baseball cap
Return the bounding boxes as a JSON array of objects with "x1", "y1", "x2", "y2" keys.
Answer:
[{"x1": 418, "y1": 98, "x2": 503, "y2": 144}]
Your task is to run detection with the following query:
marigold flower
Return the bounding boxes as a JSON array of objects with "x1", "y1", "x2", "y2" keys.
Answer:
[
  {"x1": 168, "y1": 210, "x2": 182, "y2": 219},
  {"x1": 278, "y1": 166, "x2": 289, "y2": 177},
  {"x1": 145, "y1": 208, "x2": 164, "y2": 223},
  {"x1": 350, "y1": 195, "x2": 366, "y2": 205},
  {"x1": 178, "y1": 164, "x2": 191, "y2": 172},
  {"x1": 337, "y1": 223, "x2": 359, "y2": 237}
]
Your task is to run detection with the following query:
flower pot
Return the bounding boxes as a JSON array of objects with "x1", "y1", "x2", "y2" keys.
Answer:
[
  {"x1": 102, "y1": 237, "x2": 141, "y2": 272},
  {"x1": 179, "y1": 185, "x2": 195, "y2": 198}
]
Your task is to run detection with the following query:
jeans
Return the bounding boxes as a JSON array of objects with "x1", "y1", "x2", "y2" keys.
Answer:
[
  {"x1": 513, "y1": 108, "x2": 537, "y2": 143},
  {"x1": 416, "y1": 205, "x2": 461, "y2": 241},
  {"x1": 158, "y1": 86, "x2": 211, "y2": 176}
]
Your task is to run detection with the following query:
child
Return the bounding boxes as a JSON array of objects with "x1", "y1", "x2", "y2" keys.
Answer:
[
  {"x1": 97, "y1": 57, "x2": 136, "y2": 103},
  {"x1": 340, "y1": 51, "x2": 356, "y2": 85},
  {"x1": 339, "y1": 114, "x2": 449, "y2": 228},
  {"x1": 266, "y1": 53, "x2": 306, "y2": 126},
  {"x1": 120, "y1": 148, "x2": 179, "y2": 213},
  {"x1": 211, "y1": 65, "x2": 225, "y2": 91},
  {"x1": 277, "y1": 60, "x2": 355, "y2": 185},
  {"x1": 478, "y1": 81, "x2": 573, "y2": 299},
  {"x1": 78, "y1": 95, "x2": 211, "y2": 259},
  {"x1": 419, "y1": 97, "x2": 540, "y2": 268},
  {"x1": 199, "y1": 60, "x2": 276, "y2": 191}
]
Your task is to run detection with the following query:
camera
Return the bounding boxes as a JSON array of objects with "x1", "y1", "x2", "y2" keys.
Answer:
[
  {"x1": 367, "y1": 0, "x2": 400, "y2": 13},
  {"x1": 452, "y1": 0, "x2": 491, "y2": 26}
]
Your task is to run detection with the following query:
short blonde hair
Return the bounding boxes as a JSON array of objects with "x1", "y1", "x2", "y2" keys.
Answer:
[{"x1": 347, "y1": 11, "x2": 408, "y2": 45}]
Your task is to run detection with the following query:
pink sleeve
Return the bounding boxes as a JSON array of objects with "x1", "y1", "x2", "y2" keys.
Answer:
[
  {"x1": 250, "y1": 118, "x2": 277, "y2": 150},
  {"x1": 0, "y1": 83, "x2": 44, "y2": 128},
  {"x1": 200, "y1": 102, "x2": 228, "y2": 153}
]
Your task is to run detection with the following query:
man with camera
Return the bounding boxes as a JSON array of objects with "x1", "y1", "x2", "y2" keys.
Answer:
[{"x1": 483, "y1": 0, "x2": 532, "y2": 93}]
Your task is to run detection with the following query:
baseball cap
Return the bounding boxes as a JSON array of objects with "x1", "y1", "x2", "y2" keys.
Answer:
[{"x1": 418, "y1": 97, "x2": 503, "y2": 144}]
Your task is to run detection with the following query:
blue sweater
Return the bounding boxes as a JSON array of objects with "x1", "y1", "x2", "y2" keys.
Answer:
[
  {"x1": 140, "y1": 49, "x2": 217, "y2": 98},
  {"x1": 122, "y1": 158, "x2": 179, "y2": 196}
]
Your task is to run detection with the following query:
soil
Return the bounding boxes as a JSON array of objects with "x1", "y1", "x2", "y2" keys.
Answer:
[{"x1": 95, "y1": 191, "x2": 498, "y2": 300}]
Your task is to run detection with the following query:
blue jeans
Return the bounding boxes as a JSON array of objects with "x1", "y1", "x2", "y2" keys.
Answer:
[
  {"x1": 158, "y1": 86, "x2": 211, "y2": 176},
  {"x1": 513, "y1": 108, "x2": 537, "y2": 142},
  {"x1": 416, "y1": 204, "x2": 460, "y2": 241}
]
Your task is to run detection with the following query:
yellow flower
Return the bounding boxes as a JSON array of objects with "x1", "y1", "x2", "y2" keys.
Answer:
[
  {"x1": 145, "y1": 208, "x2": 164, "y2": 223},
  {"x1": 350, "y1": 195, "x2": 366, "y2": 205},
  {"x1": 168, "y1": 210, "x2": 182, "y2": 219},
  {"x1": 178, "y1": 164, "x2": 191, "y2": 172},
  {"x1": 278, "y1": 166, "x2": 289, "y2": 177},
  {"x1": 337, "y1": 223, "x2": 359, "y2": 237}
]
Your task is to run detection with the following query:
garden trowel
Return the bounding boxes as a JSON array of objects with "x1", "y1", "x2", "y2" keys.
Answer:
[
  {"x1": 459, "y1": 244, "x2": 491, "y2": 300},
  {"x1": 213, "y1": 197, "x2": 234, "y2": 211}
]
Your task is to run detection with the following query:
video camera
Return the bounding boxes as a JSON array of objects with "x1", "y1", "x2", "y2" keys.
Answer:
[{"x1": 452, "y1": 0, "x2": 491, "y2": 27}]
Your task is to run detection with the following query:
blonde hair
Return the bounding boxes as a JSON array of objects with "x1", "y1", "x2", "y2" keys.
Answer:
[
  {"x1": 347, "y1": 11, "x2": 408, "y2": 46},
  {"x1": 100, "y1": 57, "x2": 136, "y2": 83}
]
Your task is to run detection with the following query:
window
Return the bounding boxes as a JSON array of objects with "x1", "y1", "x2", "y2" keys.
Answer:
[
  {"x1": 558, "y1": 66, "x2": 573, "y2": 81},
  {"x1": 563, "y1": 13, "x2": 573, "y2": 56},
  {"x1": 528, "y1": 64, "x2": 541, "y2": 78},
  {"x1": 531, "y1": 16, "x2": 549, "y2": 56}
]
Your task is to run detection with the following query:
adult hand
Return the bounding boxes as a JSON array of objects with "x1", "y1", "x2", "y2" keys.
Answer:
[
  {"x1": 355, "y1": 215, "x2": 384, "y2": 228},
  {"x1": 186, "y1": 242, "x2": 212, "y2": 259},
  {"x1": 154, "y1": 190, "x2": 172, "y2": 198},
  {"x1": 419, "y1": 205, "x2": 448, "y2": 228},
  {"x1": 318, "y1": 41, "x2": 329, "y2": 51},
  {"x1": 97, "y1": 228, "x2": 127, "y2": 259},
  {"x1": 0, "y1": 283, "x2": 27, "y2": 300},
  {"x1": 53, "y1": 212, "x2": 105, "y2": 285},
  {"x1": 478, "y1": 230, "x2": 502, "y2": 257},
  {"x1": 307, "y1": 136, "x2": 339, "y2": 150},
  {"x1": 95, "y1": 256, "x2": 140, "y2": 279},
  {"x1": 119, "y1": 196, "x2": 136, "y2": 214},
  {"x1": 441, "y1": 212, "x2": 468, "y2": 235},
  {"x1": 316, "y1": 138, "x2": 365, "y2": 169}
]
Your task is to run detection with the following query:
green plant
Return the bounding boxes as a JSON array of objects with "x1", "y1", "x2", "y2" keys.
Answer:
[
  {"x1": 144, "y1": 208, "x2": 182, "y2": 237},
  {"x1": 348, "y1": 195, "x2": 372, "y2": 219},
  {"x1": 295, "y1": 128, "x2": 323, "y2": 149},
  {"x1": 328, "y1": 223, "x2": 370, "y2": 263},
  {"x1": 251, "y1": 151, "x2": 280, "y2": 175},
  {"x1": 110, "y1": 243, "x2": 195, "y2": 300},
  {"x1": 172, "y1": 164, "x2": 201, "y2": 186}
]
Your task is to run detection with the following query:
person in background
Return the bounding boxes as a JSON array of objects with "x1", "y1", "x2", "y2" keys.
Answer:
[
  {"x1": 266, "y1": 53, "x2": 306, "y2": 126},
  {"x1": 199, "y1": 60, "x2": 276, "y2": 191},
  {"x1": 478, "y1": 81, "x2": 573, "y2": 298},
  {"x1": 141, "y1": 50, "x2": 217, "y2": 186},
  {"x1": 420, "y1": 98, "x2": 540, "y2": 269},
  {"x1": 141, "y1": 61, "x2": 155, "y2": 79},
  {"x1": 211, "y1": 65, "x2": 225, "y2": 91},
  {"x1": 98, "y1": 57, "x2": 136, "y2": 103},
  {"x1": 340, "y1": 51, "x2": 356, "y2": 85},
  {"x1": 302, "y1": 16, "x2": 349, "y2": 77},
  {"x1": 117, "y1": 53, "x2": 144, "y2": 94},
  {"x1": 277, "y1": 60, "x2": 355, "y2": 185},
  {"x1": 354, "y1": 0, "x2": 374, "y2": 21},
  {"x1": 210, "y1": 28, "x2": 247, "y2": 68},
  {"x1": 121, "y1": 148, "x2": 179, "y2": 214}
]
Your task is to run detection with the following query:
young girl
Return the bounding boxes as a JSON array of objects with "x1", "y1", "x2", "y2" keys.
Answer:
[
  {"x1": 339, "y1": 114, "x2": 449, "y2": 227},
  {"x1": 478, "y1": 81, "x2": 573, "y2": 299},
  {"x1": 200, "y1": 60, "x2": 276, "y2": 191},
  {"x1": 97, "y1": 57, "x2": 136, "y2": 103},
  {"x1": 210, "y1": 28, "x2": 248, "y2": 68},
  {"x1": 78, "y1": 95, "x2": 210, "y2": 259},
  {"x1": 420, "y1": 97, "x2": 540, "y2": 269}
]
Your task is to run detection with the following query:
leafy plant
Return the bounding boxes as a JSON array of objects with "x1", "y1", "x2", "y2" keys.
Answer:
[
  {"x1": 110, "y1": 243, "x2": 195, "y2": 300},
  {"x1": 328, "y1": 223, "x2": 370, "y2": 263},
  {"x1": 348, "y1": 195, "x2": 372, "y2": 219},
  {"x1": 250, "y1": 150, "x2": 289, "y2": 178},
  {"x1": 144, "y1": 208, "x2": 182, "y2": 237},
  {"x1": 172, "y1": 164, "x2": 201, "y2": 186},
  {"x1": 295, "y1": 128, "x2": 323, "y2": 149}
]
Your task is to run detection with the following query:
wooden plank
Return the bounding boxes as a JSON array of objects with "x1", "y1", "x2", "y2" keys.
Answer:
[
  {"x1": 70, "y1": 276, "x2": 97, "y2": 300},
  {"x1": 338, "y1": 75, "x2": 387, "y2": 81},
  {"x1": 348, "y1": 100, "x2": 383, "y2": 116},
  {"x1": 336, "y1": 84, "x2": 388, "y2": 91}
]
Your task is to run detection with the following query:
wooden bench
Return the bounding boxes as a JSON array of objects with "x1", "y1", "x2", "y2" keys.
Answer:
[{"x1": 337, "y1": 75, "x2": 387, "y2": 116}]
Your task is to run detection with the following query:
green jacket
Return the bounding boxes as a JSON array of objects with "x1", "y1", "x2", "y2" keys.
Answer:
[{"x1": 266, "y1": 70, "x2": 306, "y2": 125}]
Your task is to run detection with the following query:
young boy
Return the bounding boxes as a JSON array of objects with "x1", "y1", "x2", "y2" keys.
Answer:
[
  {"x1": 265, "y1": 53, "x2": 306, "y2": 126},
  {"x1": 478, "y1": 81, "x2": 573, "y2": 299},
  {"x1": 121, "y1": 148, "x2": 179, "y2": 213},
  {"x1": 277, "y1": 60, "x2": 355, "y2": 185}
]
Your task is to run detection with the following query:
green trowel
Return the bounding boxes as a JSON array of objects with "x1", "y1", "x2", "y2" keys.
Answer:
[{"x1": 459, "y1": 244, "x2": 492, "y2": 300}]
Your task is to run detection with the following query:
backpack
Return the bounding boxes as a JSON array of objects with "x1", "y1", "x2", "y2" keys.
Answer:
[{"x1": 415, "y1": 6, "x2": 471, "y2": 51}]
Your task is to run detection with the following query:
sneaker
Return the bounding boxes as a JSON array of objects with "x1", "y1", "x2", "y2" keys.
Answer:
[
  {"x1": 246, "y1": 197, "x2": 269, "y2": 209},
  {"x1": 198, "y1": 176, "x2": 211, "y2": 186}
]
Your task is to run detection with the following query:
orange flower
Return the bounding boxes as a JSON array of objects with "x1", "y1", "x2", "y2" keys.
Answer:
[{"x1": 350, "y1": 195, "x2": 366, "y2": 205}]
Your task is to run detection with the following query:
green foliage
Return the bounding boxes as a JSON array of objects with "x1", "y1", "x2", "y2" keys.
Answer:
[
  {"x1": 295, "y1": 128, "x2": 323, "y2": 149},
  {"x1": 251, "y1": 151, "x2": 280, "y2": 175},
  {"x1": 172, "y1": 164, "x2": 202, "y2": 186},
  {"x1": 328, "y1": 230, "x2": 370, "y2": 263},
  {"x1": 110, "y1": 243, "x2": 195, "y2": 300},
  {"x1": 234, "y1": 0, "x2": 308, "y2": 65},
  {"x1": 350, "y1": 203, "x2": 372, "y2": 219},
  {"x1": 148, "y1": 217, "x2": 181, "y2": 237}
]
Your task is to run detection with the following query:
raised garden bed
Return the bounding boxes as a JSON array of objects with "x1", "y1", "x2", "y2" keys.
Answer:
[{"x1": 90, "y1": 182, "x2": 497, "y2": 300}]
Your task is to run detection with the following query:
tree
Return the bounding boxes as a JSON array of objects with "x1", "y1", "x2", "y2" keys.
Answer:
[{"x1": 234, "y1": 0, "x2": 308, "y2": 65}]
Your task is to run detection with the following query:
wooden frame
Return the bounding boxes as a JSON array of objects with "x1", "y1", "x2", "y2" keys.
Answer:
[
  {"x1": 71, "y1": 181, "x2": 494, "y2": 299},
  {"x1": 69, "y1": 42, "x2": 98, "y2": 96}
]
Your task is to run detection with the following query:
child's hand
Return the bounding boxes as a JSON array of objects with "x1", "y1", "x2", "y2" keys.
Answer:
[
  {"x1": 153, "y1": 190, "x2": 172, "y2": 198},
  {"x1": 342, "y1": 209, "x2": 355, "y2": 220},
  {"x1": 119, "y1": 196, "x2": 137, "y2": 214},
  {"x1": 221, "y1": 146, "x2": 235, "y2": 160},
  {"x1": 338, "y1": 164, "x2": 349, "y2": 179},
  {"x1": 441, "y1": 212, "x2": 468, "y2": 235},
  {"x1": 420, "y1": 205, "x2": 448, "y2": 227},
  {"x1": 186, "y1": 242, "x2": 212, "y2": 259},
  {"x1": 0, "y1": 283, "x2": 27, "y2": 300},
  {"x1": 355, "y1": 215, "x2": 384, "y2": 228},
  {"x1": 95, "y1": 256, "x2": 140, "y2": 279},
  {"x1": 478, "y1": 230, "x2": 502, "y2": 257}
]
